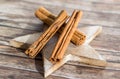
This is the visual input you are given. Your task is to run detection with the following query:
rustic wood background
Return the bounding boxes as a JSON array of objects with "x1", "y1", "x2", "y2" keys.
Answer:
[{"x1": 0, "y1": 0, "x2": 120, "y2": 79}]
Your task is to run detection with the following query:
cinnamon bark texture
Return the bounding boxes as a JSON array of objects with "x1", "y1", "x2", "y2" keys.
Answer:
[
  {"x1": 25, "y1": 10, "x2": 68, "y2": 58},
  {"x1": 50, "y1": 10, "x2": 83, "y2": 62},
  {"x1": 35, "y1": 7, "x2": 86, "y2": 45}
]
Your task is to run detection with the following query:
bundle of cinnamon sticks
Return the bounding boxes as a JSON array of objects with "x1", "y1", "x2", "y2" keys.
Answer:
[
  {"x1": 35, "y1": 7, "x2": 86, "y2": 45},
  {"x1": 25, "y1": 7, "x2": 86, "y2": 62}
]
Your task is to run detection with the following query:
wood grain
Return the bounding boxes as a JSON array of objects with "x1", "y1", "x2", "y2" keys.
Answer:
[
  {"x1": 0, "y1": 0, "x2": 119, "y2": 29},
  {"x1": 0, "y1": 51, "x2": 119, "y2": 79},
  {"x1": 0, "y1": 66, "x2": 68, "y2": 79},
  {"x1": 0, "y1": 0, "x2": 120, "y2": 78},
  {"x1": 0, "y1": 25, "x2": 119, "y2": 52}
]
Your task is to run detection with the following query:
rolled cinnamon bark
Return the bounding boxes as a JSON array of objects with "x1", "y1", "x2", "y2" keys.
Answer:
[
  {"x1": 50, "y1": 10, "x2": 83, "y2": 62},
  {"x1": 35, "y1": 7, "x2": 86, "y2": 45},
  {"x1": 38, "y1": 6, "x2": 56, "y2": 20},
  {"x1": 35, "y1": 10, "x2": 54, "y2": 25},
  {"x1": 25, "y1": 10, "x2": 68, "y2": 58}
]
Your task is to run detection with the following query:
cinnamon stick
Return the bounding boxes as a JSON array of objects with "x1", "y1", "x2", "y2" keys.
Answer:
[
  {"x1": 50, "y1": 10, "x2": 83, "y2": 62},
  {"x1": 25, "y1": 10, "x2": 68, "y2": 58},
  {"x1": 35, "y1": 10, "x2": 54, "y2": 25},
  {"x1": 35, "y1": 7, "x2": 86, "y2": 45},
  {"x1": 38, "y1": 6, "x2": 56, "y2": 20}
]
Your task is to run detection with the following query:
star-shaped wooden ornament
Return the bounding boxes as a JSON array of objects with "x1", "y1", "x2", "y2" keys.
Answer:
[{"x1": 9, "y1": 26, "x2": 107, "y2": 77}]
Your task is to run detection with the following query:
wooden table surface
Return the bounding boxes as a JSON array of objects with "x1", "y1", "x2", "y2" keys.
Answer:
[{"x1": 0, "y1": 0, "x2": 120, "y2": 79}]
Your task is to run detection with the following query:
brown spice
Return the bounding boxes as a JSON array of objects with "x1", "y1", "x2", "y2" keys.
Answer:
[
  {"x1": 25, "y1": 10, "x2": 68, "y2": 58},
  {"x1": 50, "y1": 10, "x2": 83, "y2": 62},
  {"x1": 35, "y1": 7, "x2": 86, "y2": 45}
]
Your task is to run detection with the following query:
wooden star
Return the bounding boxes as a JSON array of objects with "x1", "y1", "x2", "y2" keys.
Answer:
[{"x1": 10, "y1": 26, "x2": 107, "y2": 77}]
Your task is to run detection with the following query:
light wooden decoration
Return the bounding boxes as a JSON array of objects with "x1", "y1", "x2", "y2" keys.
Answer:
[{"x1": 9, "y1": 26, "x2": 107, "y2": 77}]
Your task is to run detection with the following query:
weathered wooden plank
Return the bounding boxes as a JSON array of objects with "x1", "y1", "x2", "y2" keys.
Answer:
[
  {"x1": 0, "y1": 44, "x2": 119, "y2": 64},
  {"x1": 0, "y1": 54, "x2": 39, "y2": 71},
  {"x1": 0, "y1": 25, "x2": 119, "y2": 52},
  {"x1": 0, "y1": 24, "x2": 119, "y2": 40},
  {"x1": 1, "y1": 10, "x2": 119, "y2": 24},
  {"x1": 100, "y1": 51, "x2": 120, "y2": 63},
  {"x1": 0, "y1": 52, "x2": 120, "y2": 79},
  {"x1": 0, "y1": 31, "x2": 119, "y2": 78},
  {"x1": 0, "y1": 45, "x2": 120, "y2": 66},
  {"x1": 0, "y1": 45, "x2": 42, "y2": 60},
  {"x1": 62, "y1": 0, "x2": 120, "y2": 4},
  {"x1": 0, "y1": 0, "x2": 119, "y2": 78},
  {"x1": 0, "y1": 40, "x2": 9, "y2": 46},
  {"x1": 90, "y1": 27, "x2": 120, "y2": 52},
  {"x1": 56, "y1": 63, "x2": 120, "y2": 79},
  {"x1": 1, "y1": 0, "x2": 119, "y2": 52},
  {"x1": 0, "y1": 11, "x2": 119, "y2": 29},
  {"x1": 78, "y1": 25, "x2": 120, "y2": 52},
  {"x1": 0, "y1": 66, "x2": 68, "y2": 79},
  {"x1": 0, "y1": 45, "x2": 119, "y2": 67},
  {"x1": 0, "y1": 26, "x2": 38, "y2": 38},
  {"x1": 21, "y1": 0, "x2": 120, "y2": 14},
  {"x1": 0, "y1": 0, "x2": 119, "y2": 30},
  {"x1": 0, "y1": 19, "x2": 42, "y2": 31},
  {"x1": 0, "y1": 53, "x2": 119, "y2": 79},
  {"x1": 0, "y1": 64, "x2": 119, "y2": 79},
  {"x1": 0, "y1": 45, "x2": 27, "y2": 57}
]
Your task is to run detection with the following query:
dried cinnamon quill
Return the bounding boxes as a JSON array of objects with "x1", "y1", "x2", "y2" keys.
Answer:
[
  {"x1": 25, "y1": 10, "x2": 68, "y2": 58},
  {"x1": 35, "y1": 7, "x2": 86, "y2": 45},
  {"x1": 50, "y1": 10, "x2": 83, "y2": 62}
]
